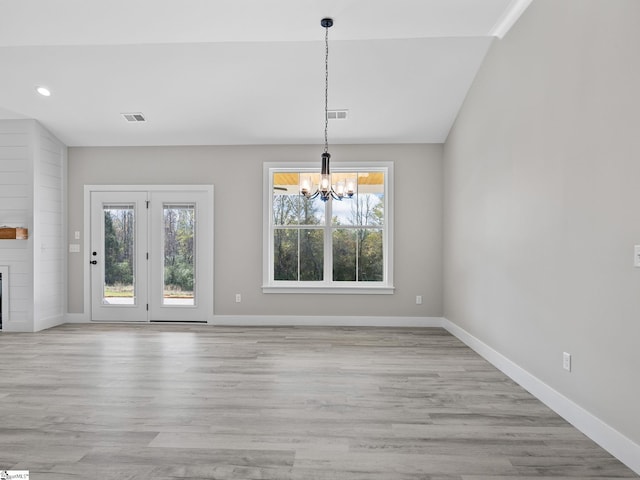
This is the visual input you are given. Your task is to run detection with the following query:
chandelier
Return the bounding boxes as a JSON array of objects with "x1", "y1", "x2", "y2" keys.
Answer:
[{"x1": 300, "y1": 18, "x2": 355, "y2": 202}]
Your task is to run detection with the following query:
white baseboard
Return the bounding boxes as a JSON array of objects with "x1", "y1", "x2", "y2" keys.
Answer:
[
  {"x1": 35, "y1": 314, "x2": 66, "y2": 332},
  {"x1": 442, "y1": 317, "x2": 640, "y2": 475},
  {"x1": 63, "y1": 314, "x2": 442, "y2": 328},
  {"x1": 211, "y1": 315, "x2": 443, "y2": 328},
  {"x1": 65, "y1": 313, "x2": 90, "y2": 323},
  {"x1": 1, "y1": 320, "x2": 31, "y2": 332}
]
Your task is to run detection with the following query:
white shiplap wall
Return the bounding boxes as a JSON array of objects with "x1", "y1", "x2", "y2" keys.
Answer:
[
  {"x1": 0, "y1": 120, "x2": 66, "y2": 332},
  {"x1": 33, "y1": 123, "x2": 66, "y2": 331},
  {"x1": 0, "y1": 121, "x2": 34, "y2": 331}
]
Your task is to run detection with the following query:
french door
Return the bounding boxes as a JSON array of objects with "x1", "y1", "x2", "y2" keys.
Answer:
[{"x1": 90, "y1": 188, "x2": 213, "y2": 322}]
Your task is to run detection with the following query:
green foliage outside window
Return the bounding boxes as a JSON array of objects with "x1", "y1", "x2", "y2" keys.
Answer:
[
  {"x1": 103, "y1": 205, "x2": 196, "y2": 295},
  {"x1": 163, "y1": 206, "x2": 195, "y2": 293}
]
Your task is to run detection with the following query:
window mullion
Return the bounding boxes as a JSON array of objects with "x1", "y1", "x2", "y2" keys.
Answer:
[
  {"x1": 297, "y1": 228, "x2": 301, "y2": 282},
  {"x1": 355, "y1": 227, "x2": 360, "y2": 282},
  {"x1": 355, "y1": 176, "x2": 360, "y2": 282}
]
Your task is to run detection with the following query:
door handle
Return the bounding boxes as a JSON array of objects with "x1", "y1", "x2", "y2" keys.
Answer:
[{"x1": 90, "y1": 260, "x2": 97, "y2": 265}]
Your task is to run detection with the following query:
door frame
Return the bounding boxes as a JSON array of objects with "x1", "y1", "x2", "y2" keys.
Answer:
[{"x1": 83, "y1": 185, "x2": 214, "y2": 323}]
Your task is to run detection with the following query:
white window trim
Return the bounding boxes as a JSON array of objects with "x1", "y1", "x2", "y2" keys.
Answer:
[{"x1": 262, "y1": 162, "x2": 394, "y2": 294}]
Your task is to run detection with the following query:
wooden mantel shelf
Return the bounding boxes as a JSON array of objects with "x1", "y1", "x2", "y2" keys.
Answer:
[{"x1": 0, "y1": 227, "x2": 29, "y2": 239}]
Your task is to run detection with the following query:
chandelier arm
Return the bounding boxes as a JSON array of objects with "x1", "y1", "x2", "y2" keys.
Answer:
[{"x1": 306, "y1": 190, "x2": 320, "y2": 200}]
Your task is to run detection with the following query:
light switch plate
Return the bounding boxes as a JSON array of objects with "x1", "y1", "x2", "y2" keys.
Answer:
[
  {"x1": 563, "y1": 352, "x2": 571, "y2": 372},
  {"x1": 69, "y1": 244, "x2": 80, "y2": 253}
]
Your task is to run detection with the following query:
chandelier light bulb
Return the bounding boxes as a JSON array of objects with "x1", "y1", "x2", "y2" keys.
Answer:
[
  {"x1": 321, "y1": 174, "x2": 330, "y2": 191},
  {"x1": 300, "y1": 177, "x2": 312, "y2": 195},
  {"x1": 346, "y1": 179, "x2": 356, "y2": 197}
]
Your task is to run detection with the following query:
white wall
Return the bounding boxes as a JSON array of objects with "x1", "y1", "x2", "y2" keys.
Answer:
[
  {"x1": 67, "y1": 143, "x2": 443, "y2": 320},
  {"x1": 444, "y1": 0, "x2": 640, "y2": 453},
  {"x1": 0, "y1": 120, "x2": 34, "y2": 331},
  {"x1": 0, "y1": 119, "x2": 66, "y2": 332},
  {"x1": 33, "y1": 123, "x2": 67, "y2": 331}
]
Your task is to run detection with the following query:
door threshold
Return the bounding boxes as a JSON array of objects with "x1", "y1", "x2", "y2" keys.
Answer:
[{"x1": 150, "y1": 320, "x2": 208, "y2": 324}]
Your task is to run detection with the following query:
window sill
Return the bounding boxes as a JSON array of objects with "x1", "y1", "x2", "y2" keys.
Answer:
[{"x1": 262, "y1": 285, "x2": 395, "y2": 295}]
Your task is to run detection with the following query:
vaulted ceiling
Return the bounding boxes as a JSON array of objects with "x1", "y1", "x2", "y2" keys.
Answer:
[{"x1": 0, "y1": 0, "x2": 531, "y2": 146}]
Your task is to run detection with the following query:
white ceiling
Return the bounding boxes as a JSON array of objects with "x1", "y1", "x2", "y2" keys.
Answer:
[{"x1": 0, "y1": 0, "x2": 531, "y2": 147}]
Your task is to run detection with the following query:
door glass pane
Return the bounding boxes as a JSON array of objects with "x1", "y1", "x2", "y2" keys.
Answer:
[
  {"x1": 103, "y1": 204, "x2": 136, "y2": 305},
  {"x1": 163, "y1": 203, "x2": 196, "y2": 306}
]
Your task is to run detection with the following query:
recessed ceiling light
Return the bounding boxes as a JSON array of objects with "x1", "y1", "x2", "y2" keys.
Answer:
[{"x1": 36, "y1": 86, "x2": 51, "y2": 97}]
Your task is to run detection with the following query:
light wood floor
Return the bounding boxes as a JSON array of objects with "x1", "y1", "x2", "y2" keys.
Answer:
[{"x1": 0, "y1": 324, "x2": 636, "y2": 479}]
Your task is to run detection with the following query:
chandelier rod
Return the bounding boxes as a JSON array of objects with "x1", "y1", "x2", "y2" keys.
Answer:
[
  {"x1": 300, "y1": 18, "x2": 354, "y2": 202},
  {"x1": 324, "y1": 19, "x2": 330, "y2": 154}
]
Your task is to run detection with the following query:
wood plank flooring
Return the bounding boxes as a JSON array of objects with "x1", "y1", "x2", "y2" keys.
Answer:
[{"x1": 0, "y1": 324, "x2": 636, "y2": 479}]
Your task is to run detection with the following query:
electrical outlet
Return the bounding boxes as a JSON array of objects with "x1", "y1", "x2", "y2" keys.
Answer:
[
  {"x1": 235, "y1": 293, "x2": 241, "y2": 303},
  {"x1": 563, "y1": 352, "x2": 571, "y2": 372},
  {"x1": 416, "y1": 295, "x2": 423, "y2": 305}
]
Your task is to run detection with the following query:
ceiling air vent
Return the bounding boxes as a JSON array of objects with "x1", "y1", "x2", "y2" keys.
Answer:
[
  {"x1": 327, "y1": 109, "x2": 348, "y2": 120},
  {"x1": 121, "y1": 112, "x2": 146, "y2": 123}
]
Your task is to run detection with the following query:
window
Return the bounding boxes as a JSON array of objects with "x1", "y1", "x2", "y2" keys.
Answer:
[{"x1": 263, "y1": 162, "x2": 394, "y2": 294}]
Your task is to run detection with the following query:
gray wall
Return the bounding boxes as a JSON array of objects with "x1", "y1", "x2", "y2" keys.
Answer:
[
  {"x1": 68, "y1": 143, "x2": 443, "y2": 318},
  {"x1": 444, "y1": 0, "x2": 640, "y2": 445}
]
